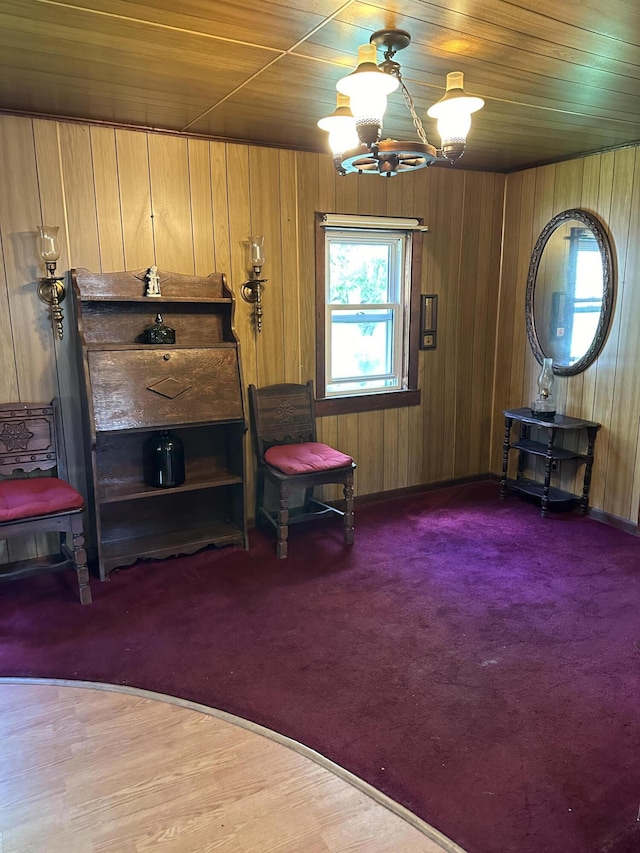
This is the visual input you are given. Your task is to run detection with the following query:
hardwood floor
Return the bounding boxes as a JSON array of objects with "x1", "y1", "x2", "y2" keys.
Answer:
[{"x1": 0, "y1": 680, "x2": 464, "y2": 853}]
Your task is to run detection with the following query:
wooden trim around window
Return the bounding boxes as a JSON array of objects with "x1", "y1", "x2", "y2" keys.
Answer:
[
  {"x1": 314, "y1": 213, "x2": 424, "y2": 416},
  {"x1": 315, "y1": 389, "x2": 421, "y2": 417},
  {"x1": 315, "y1": 213, "x2": 327, "y2": 398},
  {"x1": 407, "y1": 229, "x2": 423, "y2": 391}
]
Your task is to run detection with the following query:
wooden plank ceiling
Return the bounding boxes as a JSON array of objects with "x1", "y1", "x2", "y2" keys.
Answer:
[{"x1": 1, "y1": 0, "x2": 639, "y2": 172}]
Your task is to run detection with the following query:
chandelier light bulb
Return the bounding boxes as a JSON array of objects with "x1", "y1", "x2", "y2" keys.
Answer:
[
  {"x1": 318, "y1": 93, "x2": 359, "y2": 157},
  {"x1": 318, "y1": 95, "x2": 360, "y2": 174},
  {"x1": 328, "y1": 126, "x2": 360, "y2": 162},
  {"x1": 436, "y1": 110, "x2": 472, "y2": 146},
  {"x1": 427, "y1": 72, "x2": 484, "y2": 162},
  {"x1": 336, "y1": 44, "x2": 398, "y2": 146}
]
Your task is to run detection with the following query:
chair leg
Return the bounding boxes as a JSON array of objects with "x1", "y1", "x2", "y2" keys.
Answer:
[
  {"x1": 276, "y1": 482, "x2": 289, "y2": 559},
  {"x1": 343, "y1": 474, "x2": 355, "y2": 546},
  {"x1": 71, "y1": 516, "x2": 92, "y2": 604}
]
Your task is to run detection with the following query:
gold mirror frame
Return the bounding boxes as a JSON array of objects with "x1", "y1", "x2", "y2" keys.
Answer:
[{"x1": 525, "y1": 209, "x2": 615, "y2": 376}]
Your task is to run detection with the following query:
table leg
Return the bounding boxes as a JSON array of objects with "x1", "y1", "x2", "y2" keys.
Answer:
[
  {"x1": 541, "y1": 428, "x2": 557, "y2": 517},
  {"x1": 517, "y1": 423, "x2": 530, "y2": 480},
  {"x1": 500, "y1": 417, "x2": 513, "y2": 500},
  {"x1": 580, "y1": 426, "x2": 598, "y2": 515}
]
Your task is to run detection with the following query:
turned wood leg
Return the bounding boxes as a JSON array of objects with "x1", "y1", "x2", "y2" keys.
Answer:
[
  {"x1": 541, "y1": 428, "x2": 556, "y2": 518},
  {"x1": 500, "y1": 417, "x2": 513, "y2": 500},
  {"x1": 276, "y1": 483, "x2": 289, "y2": 559},
  {"x1": 517, "y1": 424, "x2": 530, "y2": 480},
  {"x1": 580, "y1": 427, "x2": 598, "y2": 515},
  {"x1": 343, "y1": 474, "x2": 354, "y2": 545},
  {"x1": 71, "y1": 516, "x2": 92, "y2": 605}
]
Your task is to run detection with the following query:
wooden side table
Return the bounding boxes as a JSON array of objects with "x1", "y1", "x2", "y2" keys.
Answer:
[{"x1": 500, "y1": 407, "x2": 601, "y2": 517}]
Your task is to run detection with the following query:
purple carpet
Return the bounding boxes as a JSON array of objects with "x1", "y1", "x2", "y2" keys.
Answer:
[{"x1": 1, "y1": 481, "x2": 639, "y2": 853}]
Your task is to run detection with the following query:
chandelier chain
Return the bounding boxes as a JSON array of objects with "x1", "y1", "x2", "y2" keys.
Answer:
[
  {"x1": 399, "y1": 78, "x2": 430, "y2": 147},
  {"x1": 382, "y1": 55, "x2": 431, "y2": 148}
]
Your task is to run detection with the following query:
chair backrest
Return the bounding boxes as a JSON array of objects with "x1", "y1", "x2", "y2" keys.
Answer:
[
  {"x1": 249, "y1": 381, "x2": 318, "y2": 463},
  {"x1": 0, "y1": 401, "x2": 66, "y2": 480}
]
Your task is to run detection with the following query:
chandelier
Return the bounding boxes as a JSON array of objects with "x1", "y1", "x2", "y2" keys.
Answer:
[{"x1": 317, "y1": 29, "x2": 484, "y2": 177}]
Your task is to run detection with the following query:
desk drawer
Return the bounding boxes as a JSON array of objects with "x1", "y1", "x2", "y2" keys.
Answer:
[{"x1": 89, "y1": 348, "x2": 243, "y2": 431}]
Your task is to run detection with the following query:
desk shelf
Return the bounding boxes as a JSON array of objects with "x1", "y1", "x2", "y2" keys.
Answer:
[{"x1": 100, "y1": 520, "x2": 245, "y2": 574}]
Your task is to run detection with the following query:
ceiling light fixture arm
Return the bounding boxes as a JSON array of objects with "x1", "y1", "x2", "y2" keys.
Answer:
[
  {"x1": 371, "y1": 29, "x2": 433, "y2": 152},
  {"x1": 398, "y1": 77, "x2": 431, "y2": 150}
]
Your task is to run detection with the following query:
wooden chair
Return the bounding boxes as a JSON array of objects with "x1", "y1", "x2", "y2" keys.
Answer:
[
  {"x1": 249, "y1": 381, "x2": 356, "y2": 558},
  {"x1": 0, "y1": 401, "x2": 91, "y2": 604}
]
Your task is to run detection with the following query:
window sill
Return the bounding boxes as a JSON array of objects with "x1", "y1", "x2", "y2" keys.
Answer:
[{"x1": 315, "y1": 388, "x2": 421, "y2": 417}]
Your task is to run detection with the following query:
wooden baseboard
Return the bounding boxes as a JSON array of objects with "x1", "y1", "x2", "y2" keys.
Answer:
[
  {"x1": 247, "y1": 473, "x2": 639, "y2": 537},
  {"x1": 586, "y1": 507, "x2": 639, "y2": 536},
  {"x1": 246, "y1": 475, "x2": 492, "y2": 528},
  {"x1": 353, "y1": 474, "x2": 493, "y2": 506}
]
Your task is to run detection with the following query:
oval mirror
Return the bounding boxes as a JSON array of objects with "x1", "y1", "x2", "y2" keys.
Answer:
[{"x1": 525, "y1": 209, "x2": 614, "y2": 376}]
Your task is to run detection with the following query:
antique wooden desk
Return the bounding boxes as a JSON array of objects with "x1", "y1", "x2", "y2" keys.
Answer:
[{"x1": 71, "y1": 267, "x2": 248, "y2": 580}]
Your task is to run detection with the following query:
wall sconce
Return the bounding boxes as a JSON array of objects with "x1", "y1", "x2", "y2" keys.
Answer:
[
  {"x1": 37, "y1": 225, "x2": 66, "y2": 340},
  {"x1": 241, "y1": 236, "x2": 267, "y2": 333}
]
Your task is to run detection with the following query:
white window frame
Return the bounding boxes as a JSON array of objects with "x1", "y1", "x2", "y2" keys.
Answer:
[
  {"x1": 324, "y1": 230, "x2": 408, "y2": 397},
  {"x1": 315, "y1": 213, "x2": 425, "y2": 416}
]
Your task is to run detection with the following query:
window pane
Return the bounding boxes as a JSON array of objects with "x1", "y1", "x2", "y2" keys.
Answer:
[
  {"x1": 330, "y1": 310, "x2": 393, "y2": 380},
  {"x1": 329, "y1": 242, "x2": 391, "y2": 304}
]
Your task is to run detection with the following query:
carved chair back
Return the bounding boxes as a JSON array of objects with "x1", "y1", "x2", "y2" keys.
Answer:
[
  {"x1": 0, "y1": 401, "x2": 66, "y2": 480},
  {"x1": 249, "y1": 380, "x2": 318, "y2": 462}
]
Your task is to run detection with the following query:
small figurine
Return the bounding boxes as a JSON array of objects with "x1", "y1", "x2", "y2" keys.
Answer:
[{"x1": 146, "y1": 265, "x2": 161, "y2": 297}]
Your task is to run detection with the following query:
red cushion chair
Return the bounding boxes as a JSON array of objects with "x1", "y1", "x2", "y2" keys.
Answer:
[
  {"x1": 264, "y1": 442, "x2": 353, "y2": 475},
  {"x1": 0, "y1": 477, "x2": 84, "y2": 522},
  {"x1": 249, "y1": 381, "x2": 356, "y2": 558},
  {"x1": 0, "y1": 401, "x2": 91, "y2": 604}
]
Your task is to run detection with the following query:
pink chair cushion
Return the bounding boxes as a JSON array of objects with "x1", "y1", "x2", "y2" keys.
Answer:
[
  {"x1": 265, "y1": 442, "x2": 353, "y2": 475},
  {"x1": 0, "y1": 477, "x2": 84, "y2": 522}
]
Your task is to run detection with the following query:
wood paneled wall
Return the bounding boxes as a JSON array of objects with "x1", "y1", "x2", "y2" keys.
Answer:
[
  {"x1": 493, "y1": 146, "x2": 640, "y2": 525},
  {"x1": 0, "y1": 114, "x2": 505, "y2": 560},
  {"x1": 3, "y1": 113, "x2": 638, "y2": 564}
]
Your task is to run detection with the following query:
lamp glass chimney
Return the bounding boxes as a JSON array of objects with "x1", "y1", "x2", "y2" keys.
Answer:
[
  {"x1": 38, "y1": 225, "x2": 60, "y2": 263},
  {"x1": 249, "y1": 236, "x2": 265, "y2": 269}
]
